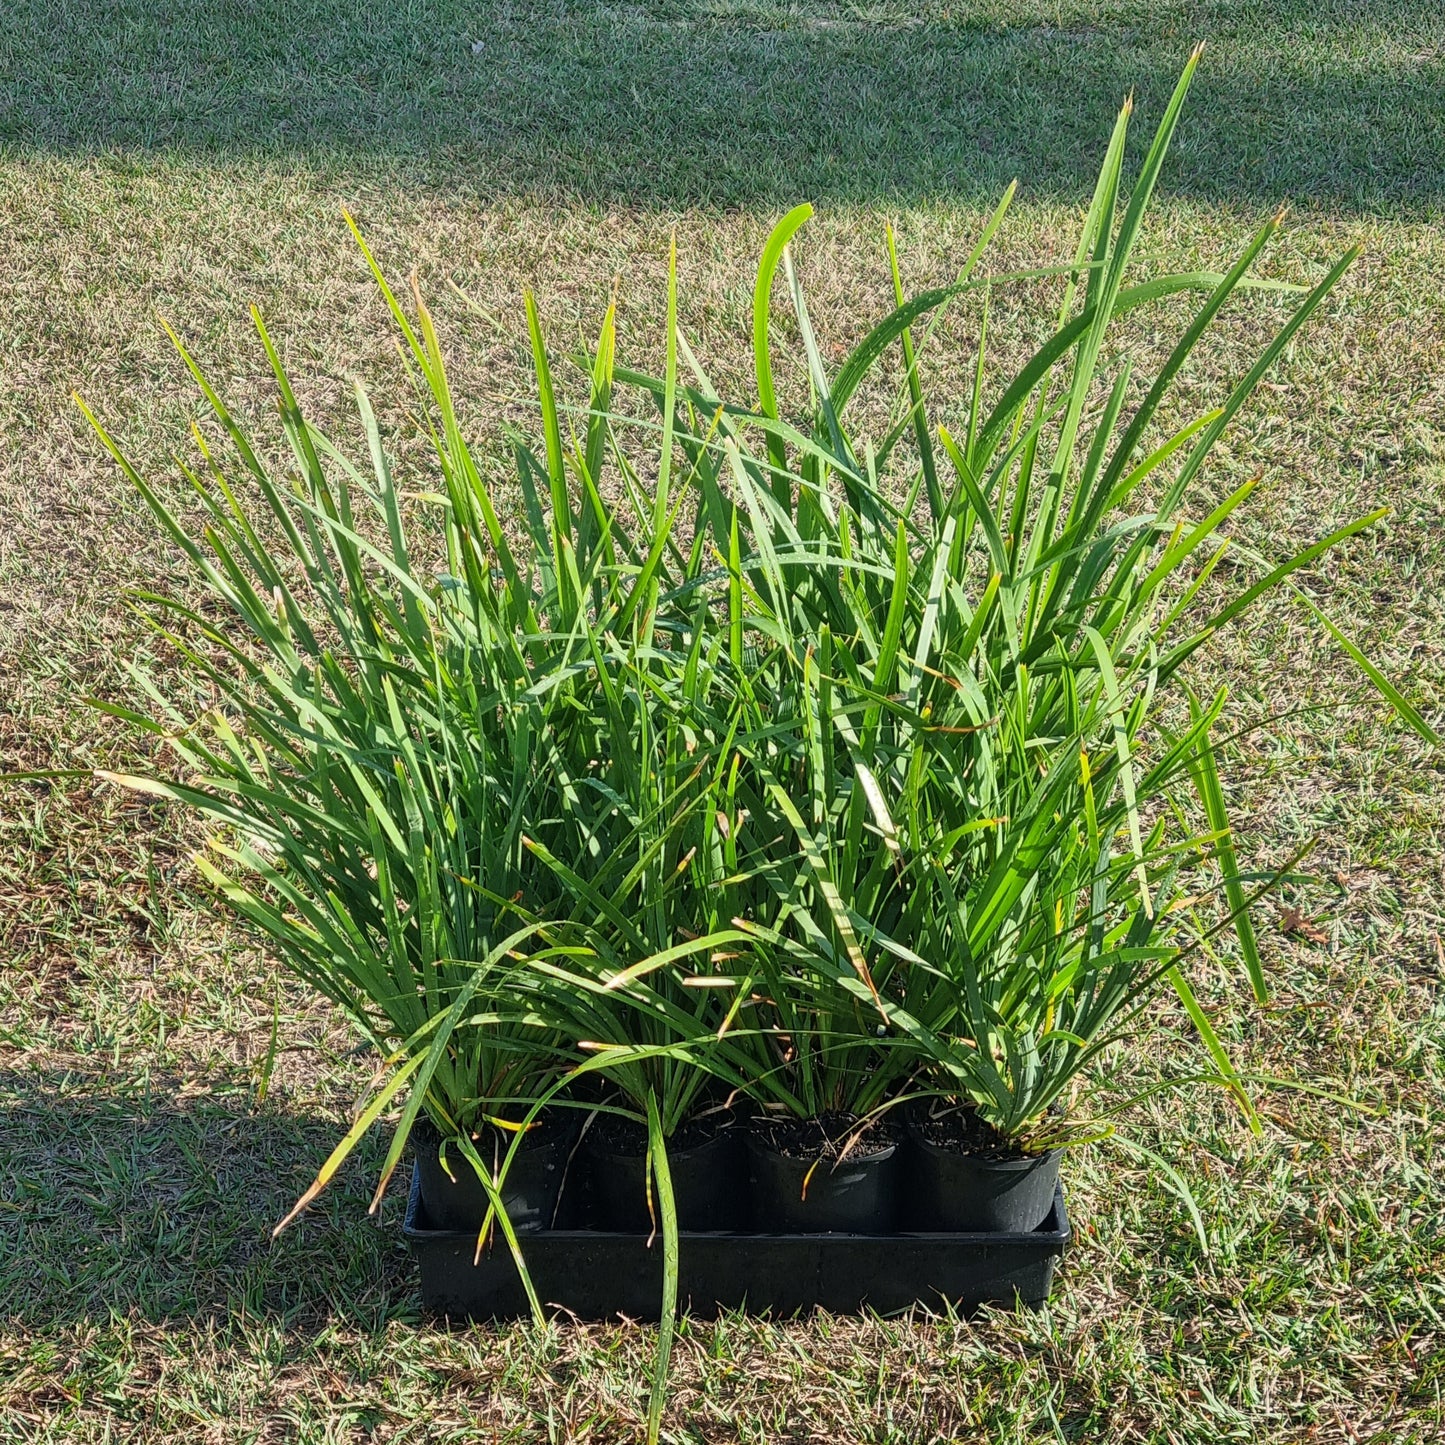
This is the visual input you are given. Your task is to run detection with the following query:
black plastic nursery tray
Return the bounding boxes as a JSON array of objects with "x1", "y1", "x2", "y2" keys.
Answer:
[{"x1": 403, "y1": 1164, "x2": 1070, "y2": 1320}]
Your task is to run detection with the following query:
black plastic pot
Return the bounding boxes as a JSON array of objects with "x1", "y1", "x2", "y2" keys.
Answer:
[
  {"x1": 585, "y1": 1118, "x2": 749, "y2": 1233},
  {"x1": 746, "y1": 1127, "x2": 901, "y2": 1234},
  {"x1": 415, "y1": 1117, "x2": 577, "y2": 1234},
  {"x1": 906, "y1": 1124, "x2": 1061, "y2": 1233},
  {"x1": 406, "y1": 1164, "x2": 1071, "y2": 1318}
]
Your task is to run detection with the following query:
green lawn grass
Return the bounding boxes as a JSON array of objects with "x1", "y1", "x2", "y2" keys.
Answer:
[{"x1": 2, "y1": 1, "x2": 1443, "y2": 1440}]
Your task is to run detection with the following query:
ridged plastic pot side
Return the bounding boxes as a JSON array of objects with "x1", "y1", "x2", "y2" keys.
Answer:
[
  {"x1": 746, "y1": 1133, "x2": 902, "y2": 1233},
  {"x1": 904, "y1": 1125, "x2": 1061, "y2": 1233},
  {"x1": 585, "y1": 1124, "x2": 749, "y2": 1233},
  {"x1": 415, "y1": 1118, "x2": 577, "y2": 1233}
]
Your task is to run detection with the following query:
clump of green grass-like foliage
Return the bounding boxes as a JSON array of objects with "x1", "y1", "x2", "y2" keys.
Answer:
[{"x1": 80, "y1": 51, "x2": 1434, "y2": 1440}]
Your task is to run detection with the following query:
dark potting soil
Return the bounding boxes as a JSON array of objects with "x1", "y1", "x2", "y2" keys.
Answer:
[
  {"x1": 911, "y1": 1103, "x2": 1039, "y2": 1161},
  {"x1": 587, "y1": 1105, "x2": 741, "y2": 1158},
  {"x1": 752, "y1": 1111, "x2": 901, "y2": 1163}
]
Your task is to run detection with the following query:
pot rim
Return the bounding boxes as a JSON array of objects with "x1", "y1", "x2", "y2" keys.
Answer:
[
  {"x1": 418, "y1": 1113, "x2": 578, "y2": 1159},
  {"x1": 906, "y1": 1122, "x2": 1062, "y2": 1169}
]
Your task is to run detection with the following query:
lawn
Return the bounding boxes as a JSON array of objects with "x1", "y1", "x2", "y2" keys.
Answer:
[{"x1": 1, "y1": 1, "x2": 1444, "y2": 1440}]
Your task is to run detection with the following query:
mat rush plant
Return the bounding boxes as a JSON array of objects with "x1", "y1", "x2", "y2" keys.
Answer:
[
  {"x1": 642, "y1": 48, "x2": 1435, "y2": 1232},
  {"x1": 78, "y1": 240, "x2": 766, "y2": 1438},
  {"x1": 78, "y1": 238, "x2": 760, "y2": 1226},
  {"x1": 76, "y1": 48, "x2": 1436, "y2": 1435}
]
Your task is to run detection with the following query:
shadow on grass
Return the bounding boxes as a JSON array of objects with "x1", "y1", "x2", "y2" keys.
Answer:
[
  {"x1": 1, "y1": 0, "x2": 1442, "y2": 210},
  {"x1": 0, "y1": 1070, "x2": 414, "y2": 1330}
]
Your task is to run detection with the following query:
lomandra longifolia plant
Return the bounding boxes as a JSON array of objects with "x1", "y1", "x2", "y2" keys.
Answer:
[
  {"x1": 605, "y1": 49, "x2": 1437, "y2": 1147},
  {"x1": 77, "y1": 240, "x2": 764, "y2": 1243},
  {"x1": 77, "y1": 239, "x2": 781, "y2": 1437}
]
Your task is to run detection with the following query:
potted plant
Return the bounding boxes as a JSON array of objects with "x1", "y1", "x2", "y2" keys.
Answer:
[
  {"x1": 577, "y1": 50, "x2": 1436, "y2": 1242},
  {"x1": 731, "y1": 937, "x2": 910, "y2": 1234},
  {"x1": 663, "y1": 50, "x2": 1436, "y2": 1234},
  {"x1": 75, "y1": 246, "x2": 736, "y2": 1258},
  {"x1": 520, "y1": 649, "x2": 765, "y2": 1235}
]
